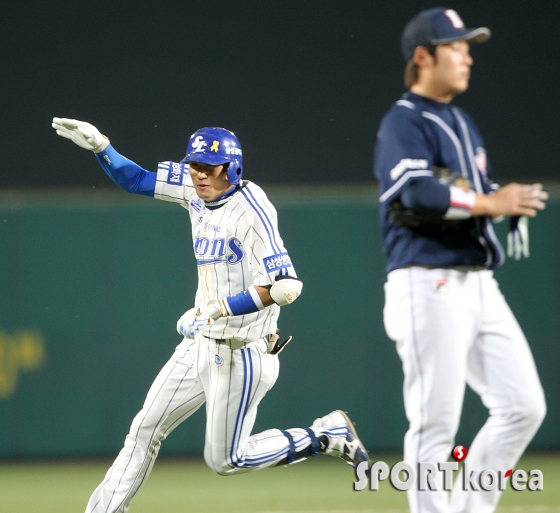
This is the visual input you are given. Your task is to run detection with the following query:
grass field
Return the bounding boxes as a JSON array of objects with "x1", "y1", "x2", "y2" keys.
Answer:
[{"x1": 1, "y1": 453, "x2": 559, "y2": 513}]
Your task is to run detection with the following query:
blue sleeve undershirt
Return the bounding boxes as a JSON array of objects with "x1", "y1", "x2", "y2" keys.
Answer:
[{"x1": 94, "y1": 145, "x2": 156, "y2": 197}]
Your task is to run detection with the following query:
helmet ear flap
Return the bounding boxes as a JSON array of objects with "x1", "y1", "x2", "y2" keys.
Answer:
[{"x1": 226, "y1": 160, "x2": 242, "y2": 185}]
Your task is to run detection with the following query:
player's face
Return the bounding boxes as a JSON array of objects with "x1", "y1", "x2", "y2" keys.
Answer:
[
  {"x1": 189, "y1": 162, "x2": 234, "y2": 201},
  {"x1": 413, "y1": 40, "x2": 473, "y2": 102},
  {"x1": 431, "y1": 41, "x2": 473, "y2": 97}
]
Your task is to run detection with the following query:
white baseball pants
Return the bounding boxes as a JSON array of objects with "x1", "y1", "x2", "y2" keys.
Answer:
[
  {"x1": 85, "y1": 336, "x2": 327, "y2": 513},
  {"x1": 384, "y1": 267, "x2": 546, "y2": 513}
]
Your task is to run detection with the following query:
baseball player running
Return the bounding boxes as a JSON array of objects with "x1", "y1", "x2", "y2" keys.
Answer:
[
  {"x1": 52, "y1": 118, "x2": 368, "y2": 513},
  {"x1": 374, "y1": 8, "x2": 547, "y2": 513}
]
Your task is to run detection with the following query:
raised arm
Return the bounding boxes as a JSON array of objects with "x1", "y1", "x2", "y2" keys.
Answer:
[{"x1": 52, "y1": 117, "x2": 156, "y2": 196}]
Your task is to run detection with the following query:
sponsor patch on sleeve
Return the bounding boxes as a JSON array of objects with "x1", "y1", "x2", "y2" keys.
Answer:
[
  {"x1": 167, "y1": 162, "x2": 186, "y2": 185},
  {"x1": 263, "y1": 253, "x2": 293, "y2": 273}
]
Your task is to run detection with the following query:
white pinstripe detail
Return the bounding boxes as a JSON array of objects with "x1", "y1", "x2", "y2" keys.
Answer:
[
  {"x1": 421, "y1": 111, "x2": 469, "y2": 179},
  {"x1": 389, "y1": 158, "x2": 429, "y2": 181},
  {"x1": 229, "y1": 348, "x2": 253, "y2": 467},
  {"x1": 233, "y1": 431, "x2": 313, "y2": 468},
  {"x1": 452, "y1": 110, "x2": 483, "y2": 193},
  {"x1": 453, "y1": 109, "x2": 505, "y2": 266},
  {"x1": 379, "y1": 170, "x2": 433, "y2": 203},
  {"x1": 396, "y1": 99, "x2": 415, "y2": 109},
  {"x1": 421, "y1": 110, "x2": 495, "y2": 266},
  {"x1": 243, "y1": 184, "x2": 282, "y2": 255}
]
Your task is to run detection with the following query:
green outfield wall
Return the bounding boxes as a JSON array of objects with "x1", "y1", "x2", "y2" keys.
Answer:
[{"x1": 0, "y1": 186, "x2": 558, "y2": 458}]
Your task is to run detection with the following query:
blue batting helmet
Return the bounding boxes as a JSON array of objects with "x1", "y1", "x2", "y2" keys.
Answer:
[{"x1": 180, "y1": 127, "x2": 243, "y2": 185}]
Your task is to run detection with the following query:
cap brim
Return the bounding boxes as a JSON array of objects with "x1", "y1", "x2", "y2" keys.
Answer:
[
  {"x1": 432, "y1": 27, "x2": 491, "y2": 46},
  {"x1": 180, "y1": 153, "x2": 230, "y2": 165}
]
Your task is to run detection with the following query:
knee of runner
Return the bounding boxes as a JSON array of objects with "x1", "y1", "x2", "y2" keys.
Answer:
[
  {"x1": 128, "y1": 415, "x2": 169, "y2": 448},
  {"x1": 204, "y1": 454, "x2": 232, "y2": 476}
]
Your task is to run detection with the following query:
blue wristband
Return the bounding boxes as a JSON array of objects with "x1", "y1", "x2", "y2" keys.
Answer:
[{"x1": 224, "y1": 286, "x2": 264, "y2": 316}]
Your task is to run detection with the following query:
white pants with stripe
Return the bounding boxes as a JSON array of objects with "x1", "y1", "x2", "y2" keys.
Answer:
[
  {"x1": 384, "y1": 267, "x2": 546, "y2": 513},
  {"x1": 85, "y1": 335, "x2": 329, "y2": 513}
]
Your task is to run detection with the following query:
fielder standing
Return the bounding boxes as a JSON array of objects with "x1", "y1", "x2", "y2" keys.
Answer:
[
  {"x1": 52, "y1": 119, "x2": 368, "y2": 513},
  {"x1": 374, "y1": 8, "x2": 547, "y2": 513}
]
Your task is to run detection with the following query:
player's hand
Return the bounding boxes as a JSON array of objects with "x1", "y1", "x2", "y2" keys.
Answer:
[
  {"x1": 52, "y1": 117, "x2": 110, "y2": 153},
  {"x1": 176, "y1": 307, "x2": 213, "y2": 339},
  {"x1": 474, "y1": 183, "x2": 548, "y2": 218}
]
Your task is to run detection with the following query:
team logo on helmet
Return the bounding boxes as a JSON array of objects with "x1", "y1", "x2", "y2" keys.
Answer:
[
  {"x1": 181, "y1": 127, "x2": 243, "y2": 185},
  {"x1": 191, "y1": 136, "x2": 207, "y2": 153}
]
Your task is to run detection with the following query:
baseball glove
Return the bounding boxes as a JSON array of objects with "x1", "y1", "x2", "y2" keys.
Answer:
[{"x1": 387, "y1": 167, "x2": 472, "y2": 228}]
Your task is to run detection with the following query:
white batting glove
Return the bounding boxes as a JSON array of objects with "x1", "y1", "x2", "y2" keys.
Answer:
[
  {"x1": 176, "y1": 307, "x2": 213, "y2": 339},
  {"x1": 52, "y1": 117, "x2": 110, "y2": 153}
]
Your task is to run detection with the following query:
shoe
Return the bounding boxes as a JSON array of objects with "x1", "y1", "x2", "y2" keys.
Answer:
[{"x1": 312, "y1": 410, "x2": 369, "y2": 468}]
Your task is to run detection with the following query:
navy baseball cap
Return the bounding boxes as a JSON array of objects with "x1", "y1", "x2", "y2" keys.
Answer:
[{"x1": 401, "y1": 7, "x2": 490, "y2": 61}]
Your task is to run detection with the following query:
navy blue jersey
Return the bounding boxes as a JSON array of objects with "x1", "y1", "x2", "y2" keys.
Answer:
[{"x1": 374, "y1": 92, "x2": 505, "y2": 273}]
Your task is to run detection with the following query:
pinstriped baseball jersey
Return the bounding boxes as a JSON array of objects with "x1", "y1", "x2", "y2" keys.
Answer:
[
  {"x1": 54, "y1": 124, "x2": 368, "y2": 513},
  {"x1": 154, "y1": 161, "x2": 297, "y2": 343}
]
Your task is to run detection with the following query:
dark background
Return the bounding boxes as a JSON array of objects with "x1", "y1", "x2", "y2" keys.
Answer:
[{"x1": 1, "y1": 0, "x2": 558, "y2": 188}]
